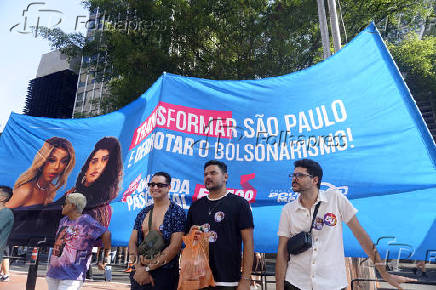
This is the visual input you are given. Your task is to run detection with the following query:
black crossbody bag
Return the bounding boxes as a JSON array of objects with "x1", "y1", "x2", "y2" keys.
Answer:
[{"x1": 287, "y1": 202, "x2": 321, "y2": 255}]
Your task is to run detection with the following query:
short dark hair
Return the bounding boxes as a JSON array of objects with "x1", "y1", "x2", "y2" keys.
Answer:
[
  {"x1": 0, "y1": 185, "x2": 13, "y2": 202},
  {"x1": 294, "y1": 159, "x2": 323, "y2": 189},
  {"x1": 204, "y1": 160, "x2": 227, "y2": 174},
  {"x1": 152, "y1": 172, "x2": 171, "y2": 185}
]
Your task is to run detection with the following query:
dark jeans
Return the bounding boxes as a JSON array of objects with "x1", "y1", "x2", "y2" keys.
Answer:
[{"x1": 130, "y1": 267, "x2": 179, "y2": 290}]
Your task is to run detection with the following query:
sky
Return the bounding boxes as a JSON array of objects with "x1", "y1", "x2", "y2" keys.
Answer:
[{"x1": 0, "y1": 0, "x2": 88, "y2": 132}]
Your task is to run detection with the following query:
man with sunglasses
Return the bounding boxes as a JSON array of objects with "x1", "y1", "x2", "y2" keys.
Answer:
[
  {"x1": 46, "y1": 192, "x2": 111, "y2": 290},
  {"x1": 275, "y1": 159, "x2": 414, "y2": 290},
  {"x1": 128, "y1": 172, "x2": 185, "y2": 290}
]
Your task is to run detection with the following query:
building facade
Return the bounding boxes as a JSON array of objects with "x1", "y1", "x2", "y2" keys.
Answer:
[{"x1": 24, "y1": 50, "x2": 79, "y2": 118}]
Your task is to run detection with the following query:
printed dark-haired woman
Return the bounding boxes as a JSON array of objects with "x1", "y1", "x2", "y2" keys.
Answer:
[{"x1": 63, "y1": 136, "x2": 123, "y2": 228}]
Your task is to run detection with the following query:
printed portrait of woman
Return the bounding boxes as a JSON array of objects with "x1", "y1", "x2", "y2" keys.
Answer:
[
  {"x1": 67, "y1": 137, "x2": 122, "y2": 228},
  {"x1": 6, "y1": 137, "x2": 76, "y2": 208}
]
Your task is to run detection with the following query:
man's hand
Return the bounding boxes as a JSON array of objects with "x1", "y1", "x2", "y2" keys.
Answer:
[
  {"x1": 139, "y1": 255, "x2": 153, "y2": 266},
  {"x1": 98, "y1": 252, "x2": 111, "y2": 270},
  {"x1": 129, "y1": 254, "x2": 137, "y2": 264},
  {"x1": 381, "y1": 272, "x2": 416, "y2": 289},
  {"x1": 188, "y1": 225, "x2": 202, "y2": 240},
  {"x1": 133, "y1": 265, "x2": 154, "y2": 286},
  {"x1": 237, "y1": 278, "x2": 250, "y2": 290},
  {"x1": 97, "y1": 262, "x2": 106, "y2": 271},
  {"x1": 347, "y1": 217, "x2": 417, "y2": 290}
]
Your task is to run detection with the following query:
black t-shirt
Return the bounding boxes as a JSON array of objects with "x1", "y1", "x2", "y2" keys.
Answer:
[{"x1": 186, "y1": 193, "x2": 254, "y2": 283}]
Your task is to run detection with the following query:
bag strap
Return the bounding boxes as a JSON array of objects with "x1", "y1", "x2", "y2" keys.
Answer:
[
  {"x1": 148, "y1": 207, "x2": 153, "y2": 229},
  {"x1": 309, "y1": 202, "x2": 321, "y2": 233}
]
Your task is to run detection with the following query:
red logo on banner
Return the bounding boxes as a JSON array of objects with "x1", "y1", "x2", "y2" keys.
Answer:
[
  {"x1": 121, "y1": 174, "x2": 141, "y2": 202},
  {"x1": 193, "y1": 173, "x2": 257, "y2": 203},
  {"x1": 130, "y1": 102, "x2": 234, "y2": 149}
]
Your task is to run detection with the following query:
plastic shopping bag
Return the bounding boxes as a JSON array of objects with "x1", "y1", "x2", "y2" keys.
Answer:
[{"x1": 177, "y1": 231, "x2": 215, "y2": 290}]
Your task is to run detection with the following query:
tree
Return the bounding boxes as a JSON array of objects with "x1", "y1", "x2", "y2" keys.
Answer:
[
  {"x1": 339, "y1": 0, "x2": 433, "y2": 42},
  {"x1": 40, "y1": 0, "x2": 433, "y2": 115},
  {"x1": 388, "y1": 34, "x2": 436, "y2": 103}
]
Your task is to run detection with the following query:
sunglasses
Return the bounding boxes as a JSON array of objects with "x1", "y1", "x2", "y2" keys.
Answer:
[
  {"x1": 148, "y1": 182, "x2": 169, "y2": 188},
  {"x1": 289, "y1": 172, "x2": 312, "y2": 179}
]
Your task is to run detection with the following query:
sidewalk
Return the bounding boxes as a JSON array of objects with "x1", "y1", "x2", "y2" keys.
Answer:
[
  {"x1": 2, "y1": 261, "x2": 435, "y2": 289},
  {"x1": 0, "y1": 270, "x2": 130, "y2": 290}
]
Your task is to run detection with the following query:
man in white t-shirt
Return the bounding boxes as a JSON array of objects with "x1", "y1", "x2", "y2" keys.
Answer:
[{"x1": 275, "y1": 159, "x2": 414, "y2": 290}]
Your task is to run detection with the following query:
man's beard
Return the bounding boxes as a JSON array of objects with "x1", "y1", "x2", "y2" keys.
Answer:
[
  {"x1": 292, "y1": 183, "x2": 302, "y2": 193},
  {"x1": 206, "y1": 182, "x2": 223, "y2": 191}
]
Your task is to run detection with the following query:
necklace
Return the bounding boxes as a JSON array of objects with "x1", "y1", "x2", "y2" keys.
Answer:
[
  {"x1": 207, "y1": 192, "x2": 228, "y2": 216},
  {"x1": 208, "y1": 196, "x2": 227, "y2": 216},
  {"x1": 36, "y1": 179, "x2": 49, "y2": 191},
  {"x1": 208, "y1": 201, "x2": 222, "y2": 215}
]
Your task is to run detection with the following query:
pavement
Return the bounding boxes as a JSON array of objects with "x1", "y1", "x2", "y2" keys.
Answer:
[
  {"x1": 1, "y1": 263, "x2": 131, "y2": 290},
  {"x1": 1, "y1": 260, "x2": 435, "y2": 289},
  {"x1": 375, "y1": 263, "x2": 436, "y2": 290}
]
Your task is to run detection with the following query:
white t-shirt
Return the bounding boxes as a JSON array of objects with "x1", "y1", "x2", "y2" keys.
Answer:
[{"x1": 277, "y1": 189, "x2": 358, "y2": 290}]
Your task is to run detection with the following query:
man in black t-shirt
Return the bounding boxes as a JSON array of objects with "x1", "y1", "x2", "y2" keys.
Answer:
[{"x1": 186, "y1": 160, "x2": 254, "y2": 290}]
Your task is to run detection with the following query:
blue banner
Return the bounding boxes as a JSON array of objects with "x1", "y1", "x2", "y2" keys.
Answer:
[{"x1": 1, "y1": 23, "x2": 435, "y2": 260}]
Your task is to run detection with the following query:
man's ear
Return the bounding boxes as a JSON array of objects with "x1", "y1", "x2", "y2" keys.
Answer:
[{"x1": 312, "y1": 176, "x2": 319, "y2": 186}]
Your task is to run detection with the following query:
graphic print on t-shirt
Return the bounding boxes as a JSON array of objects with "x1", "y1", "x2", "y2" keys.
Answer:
[
  {"x1": 214, "y1": 211, "x2": 225, "y2": 222},
  {"x1": 324, "y1": 213, "x2": 337, "y2": 226},
  {"x1": 314, "y1": 217, "x2": 324, "y2": 230},
  {"x1": 313, "y1": 212, "x2": 338, "y2": 230},
  {"x1": 53, "y1": 226, "x2": 68, "y2": 257},
  {"x1": 209, "y1": 230, "x2": 217, "y2": 243},
  {"x1": 47, "y1": 215, "x2": 106, "y2": 281},
  {"x1": 202, "y1": 223, "x2": 210, "y2": 232}
]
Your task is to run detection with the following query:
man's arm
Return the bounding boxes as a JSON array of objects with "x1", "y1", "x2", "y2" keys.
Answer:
[
  {"x1": 128, "y1": 229, "x2": 154, "y2": 286},
  {"x1": 97, "y1": 230, "x2": 111, "y2": 270},
  {"x1": 275, "y1": 236, "x2": 289, "y2": 290},
  {"x1": 238, "y1": 228, "x2": 254, "y2": 290},
  {"x1": 347, "y1": 216, "x2": 416, "y2": 289},
  {"x1": 101, "y1": 231, "x2": 111, "y2": 258},
  {"x1": 128, "y1": 230, "x2": 139, "y2": 264}
]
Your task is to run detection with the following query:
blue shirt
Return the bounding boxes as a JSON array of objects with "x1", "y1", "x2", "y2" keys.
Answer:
[
  {"x1": 133, "y1": 201, "x2": 186, "y2": 269},
  {"x1": 0, "y1": 207, "x2": 14, "y2": 262}
]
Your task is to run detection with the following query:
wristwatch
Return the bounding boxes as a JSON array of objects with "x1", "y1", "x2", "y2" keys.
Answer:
[{"x1": 145, "y1": 265, "x2": 151, "y2": 272}]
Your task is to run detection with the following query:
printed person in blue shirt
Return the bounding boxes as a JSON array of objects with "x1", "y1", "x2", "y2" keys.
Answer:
[
  {"x1": 186, "y1": 160, "x2": 254, "y2": 290},
  {"x1": 46, "y1": 192, "x2": 111, "y2": 290},
  {"x1": 0, "y1": 186, "x2": 14, "y2": 282},
  {"x1": 128, "y1": 172, "x2": 186, "y2": 290}
]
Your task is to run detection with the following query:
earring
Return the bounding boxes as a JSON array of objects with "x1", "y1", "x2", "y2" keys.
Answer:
[{"x1": 81, "y1": 175, "x2": 86, "y2": 185}]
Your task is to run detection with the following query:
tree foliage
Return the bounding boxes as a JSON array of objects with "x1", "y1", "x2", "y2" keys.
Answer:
[
  {"x1": 40, "y1": 0, "x2": 434, "y2": 115},
  {"x1": 388, "y1": 34, "x2": 436, "y2": 102}
]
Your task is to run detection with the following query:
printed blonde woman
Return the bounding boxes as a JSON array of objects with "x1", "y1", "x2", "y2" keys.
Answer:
[{"x1": 6, "y1": 137, "x2": 75, "y2": 208}]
